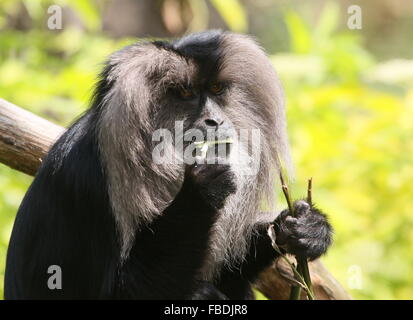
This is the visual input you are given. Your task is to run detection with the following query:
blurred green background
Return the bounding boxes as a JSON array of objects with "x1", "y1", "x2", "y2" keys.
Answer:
[{"x1": 1, "y1": 0, "x2": 413, "y2": 299}]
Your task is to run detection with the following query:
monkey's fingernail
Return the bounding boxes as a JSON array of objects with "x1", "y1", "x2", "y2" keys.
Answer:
[{"x1": 295, "y1": 200, "x2": 310, "y2": 211}]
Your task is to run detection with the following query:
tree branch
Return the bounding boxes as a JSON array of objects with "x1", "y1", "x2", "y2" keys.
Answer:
[
  {"x1": 0, "y1": 98, "x2": 351, "y2": 300},
  {"x1": 0, "y1": 98, "x2": 64, "y2": 176}
]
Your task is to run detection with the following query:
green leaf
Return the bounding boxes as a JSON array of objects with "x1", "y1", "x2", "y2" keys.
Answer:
[
  {"x1": 284, "y1": 10, "x2": 312, "y2": 54},
  {"x1": 313, "y1": 1, "x2": 339, "y2": 45}
]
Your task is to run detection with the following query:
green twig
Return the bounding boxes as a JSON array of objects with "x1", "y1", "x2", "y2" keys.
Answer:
[
  {"x1": 289, "y1": 283, "x2": 302, "y2": 300},
  {"x1": 279, "y1": 173, "x2": 315, "y2": 300},
  {"x1": 279, "y1": 173, "x2": 294, "y2": 215},
  {"x1": 307, "y1": 177, "x2": 313, "y2": 206},
  {"x1": 299, "y1": 178, "x2": 314, "y2": 299}
]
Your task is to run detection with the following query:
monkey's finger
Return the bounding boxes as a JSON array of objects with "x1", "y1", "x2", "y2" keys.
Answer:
[
  {"x1": 285, "y1": 216, "x2": 298, "y2": 228},
  {"x1": 191, "y1": 163, "x2": 231, "y2": 182},
  {"x1": 293, "y1": 200, "x2": 311, "y2": 216}
]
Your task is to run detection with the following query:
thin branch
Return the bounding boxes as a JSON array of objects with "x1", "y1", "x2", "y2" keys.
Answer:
[
  {"x1": 307, "y1": 177, "x2": 313, "y2": 206},
  {"x1": 278, "y1": 170, "x2": 315, "y2": 299}
]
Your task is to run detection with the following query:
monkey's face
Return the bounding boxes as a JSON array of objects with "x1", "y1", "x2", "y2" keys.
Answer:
[
  {"x1": 155, "y1": 78, "x2": 237, "y2": 161},
  {"x1": 167, "y1": 81, "x2": 234, "y2": 137},
  {"x1": 148, "y1": 34, "x2": 278, "y2": 168}
]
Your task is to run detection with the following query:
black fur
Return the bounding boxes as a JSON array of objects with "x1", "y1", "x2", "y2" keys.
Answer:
[
  {"x1": 155, "y1": 31, "x2": 223, "y2": 80},
  {"x1": 172, "y1": 30, "x2": 223, "y2": 77},
  {"x1": 5, "y1": 111, "x2": 119, "y2": 299},
  {"x1": 4, "y1": 31, "x2": 332, "y2": 299}
]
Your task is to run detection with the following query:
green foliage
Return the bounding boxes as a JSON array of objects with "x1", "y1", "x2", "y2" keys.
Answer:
[{"x1": 1, "y1": 1, "x2": 413, "y2": 299}]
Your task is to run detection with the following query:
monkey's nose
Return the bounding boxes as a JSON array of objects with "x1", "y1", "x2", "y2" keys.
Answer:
[{"x1": 204, "y1": 118, "x2": 224, "y2": 128}]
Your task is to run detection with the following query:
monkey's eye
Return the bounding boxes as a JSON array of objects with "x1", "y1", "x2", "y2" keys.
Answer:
[
  {"x1": 178, "y1": 87, "x2": 196, "y2": 100},
  {"x1": 209, "y1": 82, "x2": 225, "y2": 95}
]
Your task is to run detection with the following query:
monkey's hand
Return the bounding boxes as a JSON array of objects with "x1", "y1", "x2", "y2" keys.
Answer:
[
  {"x1": 273, "y1": 200, "x2": 333, "y2": 260},
  {"x1": 184, "y1": 163, "x2": 237, "y2": 210}
]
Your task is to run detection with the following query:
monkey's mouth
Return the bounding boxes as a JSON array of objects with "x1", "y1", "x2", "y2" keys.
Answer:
[{"x1": 192, "y1": 138, "x2": 233, "y2": 160}]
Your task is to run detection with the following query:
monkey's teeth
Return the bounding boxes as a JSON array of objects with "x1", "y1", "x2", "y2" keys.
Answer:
[{"x1": 200, "y1": 144, "x2": 209, "y2": 159}]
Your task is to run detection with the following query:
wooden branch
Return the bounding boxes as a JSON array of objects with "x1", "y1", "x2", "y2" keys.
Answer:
[
  {"x1": 256, "y1": 258, "x2": 352, "y2": 300},
  {"x1": 0, "y1": 98, "x2": 64, "y2": 176},
  {"x1": 0, "y1": 98, "x2": 351, "y2": 300}
]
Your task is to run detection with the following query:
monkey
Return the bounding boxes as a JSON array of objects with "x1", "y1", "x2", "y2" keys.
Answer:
[{"x1": 4, "y1": 30, "x2": 332, "y2": 299}]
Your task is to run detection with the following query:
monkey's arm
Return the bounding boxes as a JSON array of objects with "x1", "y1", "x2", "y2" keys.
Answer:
[
  {"x1": 218, "y1": 200, "x2": 333, "y2": 299},
  {"x1": 117, "y1": 164, "x2": 236, "y2": 299}
]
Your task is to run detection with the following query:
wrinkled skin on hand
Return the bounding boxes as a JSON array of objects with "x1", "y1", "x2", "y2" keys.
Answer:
[{"x1": 274, "y1": 200, "x2": 333, "y2": 260}]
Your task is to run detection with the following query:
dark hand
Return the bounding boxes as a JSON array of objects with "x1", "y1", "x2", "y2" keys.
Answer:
[
  {"x1": 273, "y1": 200, "x2": 333, "y2": 260},
  {"x1": 184, "y1": 162, "x2": 237, "y2": 210}
]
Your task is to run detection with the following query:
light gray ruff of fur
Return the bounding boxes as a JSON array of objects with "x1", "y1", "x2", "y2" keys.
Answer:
[{"x1": 96, "y1": 31, "x2": 293, "y2": 281}]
